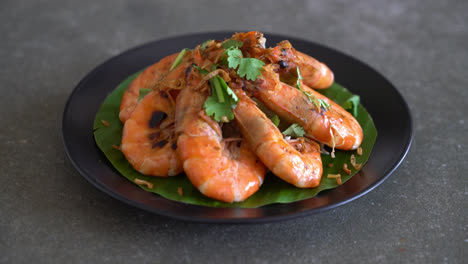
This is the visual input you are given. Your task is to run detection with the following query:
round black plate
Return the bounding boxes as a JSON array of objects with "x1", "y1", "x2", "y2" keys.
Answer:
[{"x1": 62, "y1": 32, "x2": 412, "y2": 223}]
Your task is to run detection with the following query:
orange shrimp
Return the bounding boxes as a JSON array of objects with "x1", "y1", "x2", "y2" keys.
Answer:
[
  {"x1": 232, "y1": 87, "x2": 323, "y2": 188},
  {"x1": 245, "y1": 64, "x2": 362, "y2": 150},
  {"x1": 231, "y1": 31, "x2": 334, "y2": 89},
  {"x1": 265, "y1": 40, "x2": 334, "y2": 89},
  {"x1": 121, "y1": 90, "x2": 182, "y2": 177},
  {"x1": 119, "y1": 51, "x2": 192, "y2": 123},
  {"x1": 175, "y1": 68, "x2": 266, "y2": 202},
  {"x1": 119, "y1": 43, "x2": 222, "y2": 177}
]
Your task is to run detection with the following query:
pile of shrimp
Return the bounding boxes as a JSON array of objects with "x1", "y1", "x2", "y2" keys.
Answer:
[{"x1": 118, "y1": 31, "x2": 363, "y2": 203}]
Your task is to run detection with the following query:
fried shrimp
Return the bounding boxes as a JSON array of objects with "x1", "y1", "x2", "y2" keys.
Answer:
[
  {"x1": 120, "y1": 90, "x2": 182, "y2": 177},
  {"x1": 119, "y1": 52, "x2": 179, "y2": 123},
  {"x1": 232, "y1": 31, "x2": 334, "y2": 89},
  {"x1": 175, "y1": 68, "x2": 266, "y2": 202},
  {"x1": 265, "y1": 40, "x2": 334, "y2": 89},
  {"x1": 232, "y1": 88, "x2": 323, "y2": 187},
  {"x1": 245, "y1": 64, "x2": 362, "y2": 150}
]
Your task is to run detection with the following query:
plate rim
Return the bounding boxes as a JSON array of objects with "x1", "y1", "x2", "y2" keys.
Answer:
[{"x1": 62, "y1": 31, "x2": 413, "y2": 223}]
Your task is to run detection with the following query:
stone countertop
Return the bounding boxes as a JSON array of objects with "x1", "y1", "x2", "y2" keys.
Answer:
[{"x1": 1, "y1": 0, "x2": 466, "y2": 263}]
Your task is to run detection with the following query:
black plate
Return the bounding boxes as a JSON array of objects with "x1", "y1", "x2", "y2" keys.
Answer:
[{"x1": 62, "y1": 32, "x2": 412, "y2": 223}]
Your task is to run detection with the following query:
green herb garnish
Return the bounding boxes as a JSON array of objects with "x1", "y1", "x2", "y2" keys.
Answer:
[
  {"x1": 343, "y1": 95, "x2": 360, "y2": 117},
  {"x1": 203, "y1": 75, "x2": 238, "y2": 122},
  {"x1": 282, "y1": 124, "x2": 306, "y2": 138},
  {"x1": 193, "y1": 64, "x2": 238, "y2": 122},
  {"x1": 193, "y1": 65, "x2": 209, "y2": 75},
  {"x1": 237, "y1": 58, "x2": 265, "y2": 81},
  {"x1": 169, "y1": 48, "x2": 188, "y2": 71},
  {"x1": 295, "y1": 67, "x2": 330, "y2": 111},
  {"x1": 226, "y1": 48, "x2": 243, "y2": 68},
  {"x1": 319, "y1": 99, "x2": 331, "y2": 110},
  {"x1": 270, "y1": 114, "x2": 280, "y2": 127},
  {"x1": 209, "y1": 76, "x2": 225, "y2": 103},
  {"x1": 222, "y1": 39, "x2": 243, "y2": 49},
  {"x1": 225, "y1": 46, "x2": 265, "y2": 81}
]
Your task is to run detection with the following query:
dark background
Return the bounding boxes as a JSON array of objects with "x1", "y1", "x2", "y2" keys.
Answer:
[{"x1": 1, "y1": 0, "x2": 466, "y2": 263}]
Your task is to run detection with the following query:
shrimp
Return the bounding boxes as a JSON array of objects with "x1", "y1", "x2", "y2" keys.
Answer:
[
  {"x1": 232, "y1": 87, "x2": 323, "y2": 188},
  {"x1": 231, "y1": 31, "x2": 334, "y2": 89},
  {"x1": 244, "y1": 64, "x2": 362, "y2": 150},
  {"x1": 175, "y1": 67, "x2": 266, "y2": 202},
  {"x1": 119, "y1": 43, "x2": 221, "y2": 176},
  {"x1": 120, "y1": 90, "x2": 182, "y2": 177},
  {"x1": 119, "y1": 50, "x2": 193, "y2": 123},
  {"x1": 265, "y1": 40, "x2": 334, "y2": 89}
]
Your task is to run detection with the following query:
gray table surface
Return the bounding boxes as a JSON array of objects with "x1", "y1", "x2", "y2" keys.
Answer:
[{"x1": 1, "y1": 0, "x2": 467, "y2": 263}]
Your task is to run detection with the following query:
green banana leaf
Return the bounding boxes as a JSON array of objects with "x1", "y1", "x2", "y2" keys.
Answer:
[{"x1": 93, "y1": 72, "x2": 377, "y2": 208}]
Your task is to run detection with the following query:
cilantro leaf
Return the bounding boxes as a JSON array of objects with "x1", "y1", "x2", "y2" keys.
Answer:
[
  {"x1": 193, "y1": 65, "x2": 209, "y2": 75},
  {"x1": 219, "y1": 56, "x2": 228, "y2": 66},
  {"x1": 138, "y1": 88, "x2": 152, "y2": 101},
  {"x1": 270, "y1": 114, "x2": 280, "y2": 127},
  {"x1": 203, "y1": 76, "x2": 238, "y2": 122},
  {"x1": 282, "y1": 124, "x2": 306, "y2": 138},
  {"x1": 342, "y1": 95, "x2": 360, "y2": 117},
  {"x1": 222, "y1": 39, "x2": 243, "y2": 49},
  {"x1": 209, "y1": 77, "x2": 225, "y2": 103},
  {"x1": 237, "y1": 58, "x2": 265, "y2": 81},
  {"x1": 225, "y1": 47, "x2": 265, "y2": 81},
  {"x1": 221, "y1": 77, "x2": 238, "y2": 105},
  {"x1": 227, "y1": 48, "x2": 242, "y2": 69},
  {"x1": 204, "y1": 96, "x2": 235, "y2": 122}
]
